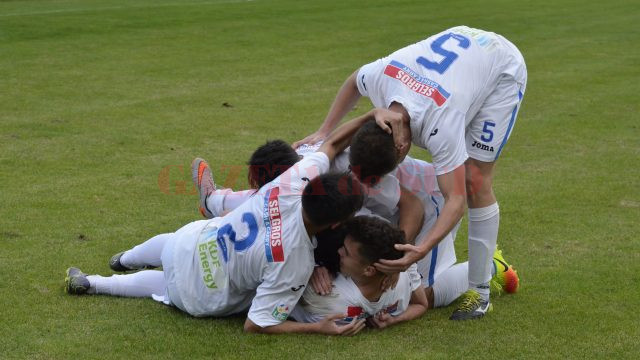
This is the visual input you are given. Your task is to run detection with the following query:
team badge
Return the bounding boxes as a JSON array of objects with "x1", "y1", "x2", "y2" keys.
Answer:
[{"x1": 271, "y1": 304, "x2": 290, "y2": 321}]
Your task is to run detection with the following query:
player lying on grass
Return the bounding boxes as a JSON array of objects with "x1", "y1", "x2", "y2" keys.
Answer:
[
  {"x1": 290, "y1": 215, "x2": 428, "y2": 329},
  {"x1": 295, "y1": 26, "x2": 527, "y2": 320},
  {"x1": 191, "y1": 125, "x2": 518, "y2": 318},
  {"x1": 310, "y1": 196, "x2": 519, "y2": 315},
  {"x1": 197, "y1": 118, "x2": 425, "y2": 250},
  {"x1": 64, "y1": 111, "x2": 380, "y2": 335},
  {"x1": 193, "y1": 122, "x2": 461, "y2": 297},
  {"x1": 230, "y1": 136, "x2": 519, "y2": 310}
]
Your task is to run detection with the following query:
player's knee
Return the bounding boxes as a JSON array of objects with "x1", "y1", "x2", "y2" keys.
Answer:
[{"x1": 464, "y1": 163, "x2": 482, "y2": 196}]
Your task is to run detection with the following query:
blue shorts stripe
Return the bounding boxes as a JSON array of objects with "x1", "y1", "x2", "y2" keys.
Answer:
[
  {"x1": 428, "y1": 195, "x2": 440, "y2": 286},
  {"x1": 495, "y1": 91, "x2": 523, "y2": 160},
  {"x1": 428, "y1": 245, "x2": 438, "y2": 286}
]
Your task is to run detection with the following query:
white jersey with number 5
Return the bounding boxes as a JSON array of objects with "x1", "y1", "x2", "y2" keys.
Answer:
[{"x1": 357, "y1": 26, "x2": 527, "y2": 175}]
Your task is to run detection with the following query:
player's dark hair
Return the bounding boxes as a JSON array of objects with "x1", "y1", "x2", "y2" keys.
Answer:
[
  {"x1": 302, "y1": 172, "x2": 364, "y2": 227},
  {"x1": 349, "y1": 120, "x2": 398, "y2": 186},
  {"x1": 247, "y1": 140, "x2": 300, "y2": 188},
  {"x1": 344, "y1": 216, "x2": 405, "y2": 264},
  {"x1": 314, "y1": 226, "x2": 347, "y2": 276}
]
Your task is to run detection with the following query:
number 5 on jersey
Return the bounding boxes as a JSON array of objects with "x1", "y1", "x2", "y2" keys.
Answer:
[{"x1": 417, "y1": 33, "x2": 470, "y2": 74}]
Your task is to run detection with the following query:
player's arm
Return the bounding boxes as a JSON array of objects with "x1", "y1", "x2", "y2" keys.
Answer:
[
  {"x1": 368, "y1": 285, "x2": 429, "y2": 329},
  {"x1": 376, "y1": 164, "x2": 466, "y2": 272},
  {"x1": 293, "y1": 71, "x2": 360, "y2": 148},
  {"x1": 244, "y1": 315, "x2": 366, "y2": 336},
  {"x1": 318, "y1": 108, "x2": 377, "y2": 162},
  {"x1": 396, "y1": 184, "x2": 424, "y2": 245}
]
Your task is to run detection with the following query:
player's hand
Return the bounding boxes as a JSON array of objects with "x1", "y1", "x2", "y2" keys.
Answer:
[
  {"x1": 310, "y1": 266, "x2": 333, "y2": 295},
  {"x1": 292, "y1": 131, "x2": 329, "y2": 149},
  {"x1": 372, "y1": 108, "x2": 410, "y2": 158},
  {"x1": 367, "y1": 312, "x2": 397, "y2": 330},
  {"x1": 380, "y1": 272, "x2": 400, "y2": 292},
  {"x1": 317, "y1": 314, "x2": 366, "y2": 336},
  {"x1": 374, "y1": 243, "x2": 426, "y2": 273}
]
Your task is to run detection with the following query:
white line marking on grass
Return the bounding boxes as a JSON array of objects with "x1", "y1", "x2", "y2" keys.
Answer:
[{"x1": 0, "y1": 0, "x2": 256, "y2": 17}]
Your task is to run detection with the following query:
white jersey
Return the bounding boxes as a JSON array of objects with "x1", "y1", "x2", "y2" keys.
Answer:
[
  {"x1": 357, "y1": 26, "x2": 527, "y2": 175},
  {"x1": 290, "y1": 265, "x2": 422, "y2": 324},
  {"x1": 361, "y1": 155, "x2": 457, "y2": 286},
  {"x1": 295, "y1": 142, "x2": 401, "y2": 220},
  {"x1": 164, "y1": 153, "x2": 330, "y2": 327}
]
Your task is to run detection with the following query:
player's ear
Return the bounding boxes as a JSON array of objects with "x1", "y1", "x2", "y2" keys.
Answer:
[{"x1": 363, "y1": 265, "x2": 377, "y2": 277}]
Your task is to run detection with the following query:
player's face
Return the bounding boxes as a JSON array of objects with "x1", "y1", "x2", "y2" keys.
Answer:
[{"x1": 338, "y1": 236, "x2": 370, "y2": 278}]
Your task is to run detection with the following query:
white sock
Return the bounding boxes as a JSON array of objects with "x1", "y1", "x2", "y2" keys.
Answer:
[
  {"x1": 222, "y1": 190, "x2": 254, "y2": 212},
  {"x1": 87, "y1": 270, "x2": 166, "y2": 298},
  {"x1": 205, "y1": 188, "x2": 233, "y2": 217},
  {"x1": 120, "y1": 233, "x2": 173, "y2": 269},
  {"x1": 432, "y1": 262, "x2": 469, "y2": 307},
  {"x1": 468, "y1": 203, "x2": 499, "y2": 300}
]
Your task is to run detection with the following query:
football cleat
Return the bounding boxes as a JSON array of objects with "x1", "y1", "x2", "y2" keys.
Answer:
[
  {"x1": 490, "y1": 247, "x2": 519, "y2": 294},
  {"x1": 65, "y1": 267, "x2": 90, "y2": 295},
  {"x1": 450, "y1": 289, "x2": 492, "y2": 320},
  {"x1": 109, "y1": 252, "x2": 131, "y2": 272},
  {"x1": 191, "y1": 157, "x2": 216, "y2": 219}
]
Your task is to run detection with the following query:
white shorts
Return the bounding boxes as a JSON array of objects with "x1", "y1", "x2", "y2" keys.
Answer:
[{"x1": 465, "y1": 74, "x2": 526, "y2": 162}]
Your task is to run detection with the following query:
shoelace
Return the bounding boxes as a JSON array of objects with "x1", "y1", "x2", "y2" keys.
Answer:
[{"x1": 458, "y1": 291, "x2": 482, "y2": 312}]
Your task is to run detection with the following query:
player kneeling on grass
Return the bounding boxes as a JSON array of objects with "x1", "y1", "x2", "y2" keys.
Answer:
[
  {"x1": 64, "y1": 113, "x2": 375, "y2": 335},
  {"x1": 290, "y1": 215, "x2": 428, "y2": 329}
]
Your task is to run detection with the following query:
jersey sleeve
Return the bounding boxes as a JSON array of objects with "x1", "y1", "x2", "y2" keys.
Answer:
[
  {"x1": 356, "y1": 60, "x2": 384, "y2": 97},
  {"x1": 247, "y1": 253, "x2": 313, "y2": 327},
  {"x1": 363, "y1": 174, "x2": 401, "y2": 219},
  {"x1": 269, "y1": 151, "x2": 331, "y2": 195},
  {"x1": 406, "y1": 263, "x2": 423, "y2": 292}
]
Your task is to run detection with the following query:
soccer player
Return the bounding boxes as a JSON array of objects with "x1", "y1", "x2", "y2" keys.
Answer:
[
  {"x1": 64, "y1": 111, "x2": 379, "y2": 335},
  {"x1": 198, "y1": 120, "x2": 425, "y2": 250},
  {"x1": 310, "y1": 156, "x2": 519, "y2": 312},
  {"x1": 290, "y1": 216, "x2": 429, "y2": 329},
  {"x1": 294, "y1": 26, "x2": 527, "y2": 320}
]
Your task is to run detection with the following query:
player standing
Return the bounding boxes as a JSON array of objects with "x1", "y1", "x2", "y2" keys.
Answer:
[{"x1": 295, "y1": 26, "x2": 527, "y2": 320}]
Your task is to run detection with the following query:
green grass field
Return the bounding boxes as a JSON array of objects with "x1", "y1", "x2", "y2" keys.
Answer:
[{"x1": 1, "y1": 0, "x2": 639, "y2": 358}]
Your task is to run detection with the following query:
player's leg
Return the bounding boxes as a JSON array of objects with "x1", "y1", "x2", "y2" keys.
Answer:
[
  {"x1": 207, "y1": 189, "x2": 254, "y2": 217},
  {"x1": 429, "y1": 262, "x2": 469, "y2": 308},
  {"x1": 65, "y1": 267, "x2": 166, "y2": 298},
  {"x1": 464, "y1": 157, "x2": 499, "y2": 303},
  {"x1": 426, "y1": 248, "x2": 519, "y2": 310},
  {"x1": 110, "y1": 233, "x2": 173, "y2": 271},
  {"x1": 87, "y1": 270, "x2": 166, "y2": 297},
  {"x1": 453, "y1": 74, "x2": 525, "y2": 320},
  {"x1": 192, "y1": 157, "x2": 254, "y2": 218}
]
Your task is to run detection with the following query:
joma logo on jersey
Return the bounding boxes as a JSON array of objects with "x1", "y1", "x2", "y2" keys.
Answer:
[
  {"x1": 263, "y1": 187, "x2": 284, "y2": 262},
  {"x1": 383, "y1": 60, "x2": 450, "y2": 106},
  {"x1": 471, "y1": 140, "x2": 494, "y2": 152}
]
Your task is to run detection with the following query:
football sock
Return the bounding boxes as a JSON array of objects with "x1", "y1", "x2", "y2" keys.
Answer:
[
  {"x1": 205, "y1": 189, "x2": 233, "y2": 217},
  {"x1": 120, "y1": 233, "x2": 173, "y2": 269},
  {"x1": 468, "y1": 203, "x2": 500, "y2": 301},
  {"x1": 222, "y1": 190, "x2": 254, "y2": 213},
  {"x1": 432, "y1": 262, "x2": 469, "y2": 307},
  {"x1": 87, "y1": 270, "x2": 166, "y2": 297}
]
